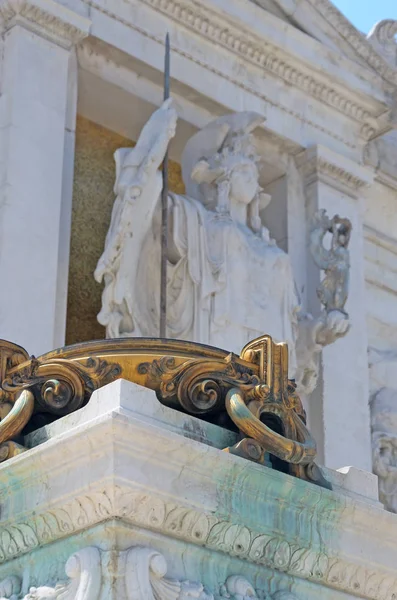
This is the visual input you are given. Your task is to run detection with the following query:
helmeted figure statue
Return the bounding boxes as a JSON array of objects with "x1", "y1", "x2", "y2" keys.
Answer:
[{"x1": 94, "y1": 99, "x2": 350, "y2": 394}]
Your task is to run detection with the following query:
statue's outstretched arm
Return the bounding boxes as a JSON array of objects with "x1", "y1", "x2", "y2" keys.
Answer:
[
  {"x1": 94, "y1": 100, "x2": 178, "y2": 337},
  {"x1": 95, "y1": 99, "x2": 178, "y2": 282}
]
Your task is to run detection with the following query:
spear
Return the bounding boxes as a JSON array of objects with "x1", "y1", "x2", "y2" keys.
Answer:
[{"x1": 160, "y1": 33, "x2": 170, "y2": 338}]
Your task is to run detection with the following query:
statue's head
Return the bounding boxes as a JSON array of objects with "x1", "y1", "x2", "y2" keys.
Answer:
[
  {"x1": 181, "y1": 112, "x2": 271, "y2": 231},
  {"x1": 331, "y1": 216, "x2": 352, "y2": 249},
  {"x1": 216, "y1": 133, "x2": 259, "y2": 206}
]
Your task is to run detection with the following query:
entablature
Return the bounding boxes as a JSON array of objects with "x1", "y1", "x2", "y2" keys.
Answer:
[{"x1": 69, "y1": 0, "x2": 397, "y2": 160}]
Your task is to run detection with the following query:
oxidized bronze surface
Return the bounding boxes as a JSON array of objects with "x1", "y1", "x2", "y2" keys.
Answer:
[{"x1": 0, "y1": 336, "x2": 327, "y2": 487}]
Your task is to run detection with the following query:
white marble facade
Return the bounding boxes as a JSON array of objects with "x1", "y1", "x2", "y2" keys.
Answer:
[
  {"x1": 1, "y1": 0, "x2": 397, "y2": 591},
  {"x1": 1, "y1": 0, "x2": 397, "y2": 476}
]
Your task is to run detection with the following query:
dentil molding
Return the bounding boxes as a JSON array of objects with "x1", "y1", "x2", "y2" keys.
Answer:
[
  {"x1": 0, "y1": 0, "x2": 91, "y2": 48},
  {"x1": 134, "y1": 0, "x2": 384, "y2": 139}
]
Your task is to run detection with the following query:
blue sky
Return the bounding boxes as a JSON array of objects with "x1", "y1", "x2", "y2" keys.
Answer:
[{"x1": 331, "y1": 0, "x2": 396, "y2": 34}]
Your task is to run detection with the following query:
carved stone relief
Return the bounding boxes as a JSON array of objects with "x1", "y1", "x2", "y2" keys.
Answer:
[
  {"x1": 0, "y1": 486, "x2": 395, "y2": 599},
  {"x1": 0, "y1": 547, "x2": 102, "y2": 599},
  {"x1": 0, "y1": 546, "x2": 299, "y2": 600},
  {"x1": 369, "y1": 348, "x2": 397, "y2": 513}
]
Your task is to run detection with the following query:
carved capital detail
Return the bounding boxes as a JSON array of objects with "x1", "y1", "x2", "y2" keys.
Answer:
[
  {"x1": 0, "y1": 0, "x2": 91, "y2": 48},
  {"x1": 297, "y1": 145, "x2": 374, "y2": 195}
]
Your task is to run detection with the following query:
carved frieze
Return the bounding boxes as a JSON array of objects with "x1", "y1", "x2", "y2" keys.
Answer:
[
  {"x1": 2, "y1": 539, "x2": 397, "y2": 600},
  {"x1": 0, "y1": 546, "x2": 300, "y2": 600}
]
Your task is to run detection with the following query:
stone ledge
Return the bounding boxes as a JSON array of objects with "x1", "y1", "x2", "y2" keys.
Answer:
[
  {"x1": 0, "y1": 381, "x2": 390, "y2": 600},
  {"x1": 26, "y1": 379, "x2": 380, "y2": 506},
  {"x1": 0, "y1": 380, "x2": 394, "y2": 600}
]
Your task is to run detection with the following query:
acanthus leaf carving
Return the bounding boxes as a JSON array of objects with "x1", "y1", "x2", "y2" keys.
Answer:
[{"x1": 0, "y1": 490, "x2": 396, "y2": 599}]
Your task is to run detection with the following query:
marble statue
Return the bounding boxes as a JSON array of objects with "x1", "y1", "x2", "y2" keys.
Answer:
[
  {"x1": 95, "y1": 99, "x2": 350, "y2": 394},
  {"x1": 371, "y1": 387, "x2": 397, "y2": 513},
  {"x1": 310, "y1": 209, "x2": 351, "y2": 315},
  {"x1": 370, "y1": 348, "x2": 397, "y2": 513}
]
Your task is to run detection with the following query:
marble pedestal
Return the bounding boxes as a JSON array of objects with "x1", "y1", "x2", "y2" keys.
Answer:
[{"x1": 0, "y1": 380, "x2": 395, "y2": 600}]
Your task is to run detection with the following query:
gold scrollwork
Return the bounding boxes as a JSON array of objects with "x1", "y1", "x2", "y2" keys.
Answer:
[
  {"x1": 139, "y1": 353, "x2": 259, "y2": 415},
  {"x1": 0, "y1": 335, "x2": 327, "y2": 487}
]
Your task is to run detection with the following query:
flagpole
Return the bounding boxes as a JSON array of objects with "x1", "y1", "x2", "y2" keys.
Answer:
[{"x1": 160, "y1": 33, "x2": 170, "y2": 338}]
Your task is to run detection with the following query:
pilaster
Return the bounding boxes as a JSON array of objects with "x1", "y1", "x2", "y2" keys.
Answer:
[
  {"x1": 297, "y1": 145, "x2": 374, "y2": 471},
  {"x1": 0, "y1": 0, "x2": 91, "y2": 354}
]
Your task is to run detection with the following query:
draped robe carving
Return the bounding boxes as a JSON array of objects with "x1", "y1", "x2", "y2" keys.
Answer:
[{"x1": 95, "y1": 99, "x2": 350, "y2": 394}]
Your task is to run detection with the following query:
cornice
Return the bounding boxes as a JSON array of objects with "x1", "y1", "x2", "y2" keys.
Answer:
[
  {"x1": 306, "y1": 0, "x2": 397, "y2": 87},
  {"x1": 0, "y1": 0, "x2": 91, "y2": 48},
  {"x1": 375, "y1": 170, "x2": 397, "y2": 192},
  {"x1": 126, "y1": 0, "x2": 385, "y2": 140},
  {"x1": 0, "y1": 483, "x2": 396, "y2": 600},
  {"x1": 297, "y1": 145, "x2": 374, "y2": 195}
]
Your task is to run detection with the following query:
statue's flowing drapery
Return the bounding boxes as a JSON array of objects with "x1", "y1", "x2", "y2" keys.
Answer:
[
  {"x1": 97, "y1": 146, "x2": 299, "y2": 370},
  {"x1": 95, "y1": 100, "x2": 350, "y2": 392}
]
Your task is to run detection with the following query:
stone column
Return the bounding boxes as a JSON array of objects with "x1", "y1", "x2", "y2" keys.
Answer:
[
  {"x1": 298, "y1": 145, "x2": 374, "y2": 471},
  {"x1": 0, "y1": 0, "x2": 90, "y2": 355}
]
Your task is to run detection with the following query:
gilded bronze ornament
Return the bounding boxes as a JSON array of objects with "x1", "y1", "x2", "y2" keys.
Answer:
[{"x1": 0, "y1": 336, "x2": 327, "y2": 487}]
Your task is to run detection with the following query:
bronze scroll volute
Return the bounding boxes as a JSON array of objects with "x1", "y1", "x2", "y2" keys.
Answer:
[{"x1": 0, "y1": 335, "x2": 326, "y2": 487}]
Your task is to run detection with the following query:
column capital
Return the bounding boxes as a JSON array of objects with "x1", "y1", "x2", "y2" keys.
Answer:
[
  {"x1": 296, "y1": 144, "x2": 374, "y2": 197},
  {"x1": 0, "y1": 0, "x2": 91, "y2": 48}
]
